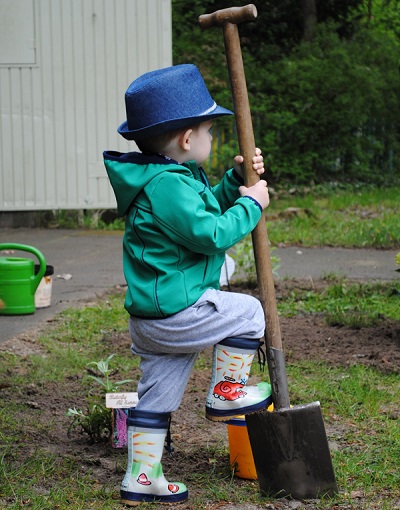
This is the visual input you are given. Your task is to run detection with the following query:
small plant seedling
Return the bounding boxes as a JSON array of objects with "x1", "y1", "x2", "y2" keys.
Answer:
[
  {"x1": 86, "y1": 353, "x2": 133, "y2": 393},
  {"x1": 67, "y1": 354, "x2": 133, "y2": 442}
]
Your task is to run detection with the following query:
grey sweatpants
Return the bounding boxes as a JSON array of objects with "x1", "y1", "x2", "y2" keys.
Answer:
[{"x1": 129, "y1": 288, "x2": 265, "y2": 412}]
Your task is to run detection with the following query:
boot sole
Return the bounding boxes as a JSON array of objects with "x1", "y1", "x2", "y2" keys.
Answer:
[
  {"x1": 205, "y1": 395, "x2": 273, "y2": 422},
  {"x1": 121, "y1": 498, "x2": 188, "y2": 506},
  {"x1": 121, "y1": 490, "x2": 188, "y2": 506}
]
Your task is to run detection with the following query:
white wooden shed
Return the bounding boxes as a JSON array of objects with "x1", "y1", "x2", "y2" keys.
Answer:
[{"x1": 0, "y1": 0, "x2": 172, "y2": 212}]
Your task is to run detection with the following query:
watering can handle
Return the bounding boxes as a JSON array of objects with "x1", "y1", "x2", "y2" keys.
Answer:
[{"x1": 0, "y1": 243, "x2": 47, "y2": 293}]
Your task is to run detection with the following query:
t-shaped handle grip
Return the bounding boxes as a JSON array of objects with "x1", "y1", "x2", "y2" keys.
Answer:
[{"x1": 198, "y1": 4, "x2": 257, "y2": 29}]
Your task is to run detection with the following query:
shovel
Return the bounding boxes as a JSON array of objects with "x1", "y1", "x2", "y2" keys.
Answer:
[{"x1": 199, "y1": 5, "x2": 338, "y2": 500}]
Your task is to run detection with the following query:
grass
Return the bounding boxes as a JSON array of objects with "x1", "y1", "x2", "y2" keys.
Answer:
[
  {"x1": 1, "y1": 282, "x2": 399, "y2": 509},
  {"x1": 287, "y1": 363, "x2": 400, "y2": 507},
  {"x1": 1, "y1": 184, "x2": 399, "y2": 508},
  {"x1": 266, "y1": 185, "x2": 400, "y2": 248},
  {"x1": 277, "y1": 276, "x2": 400, "y2": 327},
  {"x1": 54, "y1": 185, "x2": 400, "y2": 250}
]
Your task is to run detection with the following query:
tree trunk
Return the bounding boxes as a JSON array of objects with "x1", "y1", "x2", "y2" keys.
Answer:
[{"x1": 302, "y1": 0, "x2": 317, "y2": 41}]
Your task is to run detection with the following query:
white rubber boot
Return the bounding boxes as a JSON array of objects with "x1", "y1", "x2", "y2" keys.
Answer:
[
  {"x1": 205, "y1": 337, "x2": 272, "y2": 422},
  {"x1": 120, "y1": 410, "x2": 188, "y2": 506}
]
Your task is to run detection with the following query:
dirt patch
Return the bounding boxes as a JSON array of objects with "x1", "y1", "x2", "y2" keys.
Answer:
[
  {"x1": 1, "y1": 279, "x2": 399, "y2": 509},
  {"x1": 0, "y1": 334, "x2": 48, "y2": 357},
  {"x1": 281, "y1": 314, "x2": 399, "y2": 373}
]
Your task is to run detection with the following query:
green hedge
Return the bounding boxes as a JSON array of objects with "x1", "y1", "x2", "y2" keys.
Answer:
[
  {"x1": 253, "y1": 25, "x2": 400, "y2": 184},
  {"x1": 173, "y1": 3, "x2": 400, "y2": 185}
]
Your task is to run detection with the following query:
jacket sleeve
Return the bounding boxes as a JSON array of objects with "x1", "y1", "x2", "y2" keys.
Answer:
[
  {"x1": 211, "y1": 168, "x2": 244, "y2": 212},
  {"x1": 146, "y1": 172, "x2": 261, "y2": 255}
]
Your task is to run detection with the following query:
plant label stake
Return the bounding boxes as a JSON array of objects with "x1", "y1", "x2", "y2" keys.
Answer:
[{"x1": 199, "y1": 5, "x2": 338, "y2": 500}]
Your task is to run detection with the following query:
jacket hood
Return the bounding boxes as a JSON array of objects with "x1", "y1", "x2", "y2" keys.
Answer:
[{"x1": 103, "y1": 151, "x2": 193, "y2": 215}]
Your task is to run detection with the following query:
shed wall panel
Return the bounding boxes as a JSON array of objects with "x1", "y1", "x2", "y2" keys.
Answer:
[{"x1": 0, "y1": 0, "x2": 172, "y2": 211}]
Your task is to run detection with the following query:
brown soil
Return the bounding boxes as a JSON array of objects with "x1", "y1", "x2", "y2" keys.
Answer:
[{"x1": 0, "y1": 280, "x2": 399, "y2": 509}]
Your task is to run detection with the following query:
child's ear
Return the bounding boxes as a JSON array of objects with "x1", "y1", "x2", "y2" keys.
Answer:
[{"x1": 178, "y1": 128, "x2": 192, "y2": 151}]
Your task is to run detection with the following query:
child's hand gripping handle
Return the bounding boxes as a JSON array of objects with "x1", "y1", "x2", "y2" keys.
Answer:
[{"x1": 199, "y1": 4, "x2": 290, "y2": 409}]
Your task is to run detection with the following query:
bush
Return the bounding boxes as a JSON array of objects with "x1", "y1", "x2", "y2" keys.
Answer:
[{"x1": 252, "y1": 24, "x2": 400, "y2": 184}]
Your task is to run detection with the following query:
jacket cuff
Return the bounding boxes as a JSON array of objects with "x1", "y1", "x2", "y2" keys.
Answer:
[{"x1": 243, "y1": 195, "x2": 263, "y2": 213}]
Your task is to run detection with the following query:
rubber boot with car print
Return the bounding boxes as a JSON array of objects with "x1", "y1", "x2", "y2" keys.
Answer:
[{"x1": 205, "y1": 337, "x2": 272, "y2": 421}]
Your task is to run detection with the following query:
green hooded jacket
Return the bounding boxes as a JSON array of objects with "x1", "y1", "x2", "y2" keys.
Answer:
[{"x1": 103, "y1": 151, "x2": 262, "y2": 318}]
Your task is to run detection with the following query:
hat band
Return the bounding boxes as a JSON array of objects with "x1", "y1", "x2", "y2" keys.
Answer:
[{"x1": 199, "y1": 101, "x2": 217, "y2": 116}]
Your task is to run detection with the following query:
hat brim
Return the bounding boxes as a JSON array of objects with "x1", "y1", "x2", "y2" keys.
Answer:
[{"x1": 118, "y1": 105, "x2": 233, "y2": 141}]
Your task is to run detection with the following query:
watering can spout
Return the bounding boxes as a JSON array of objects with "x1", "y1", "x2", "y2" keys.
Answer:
[{"x1": 0, "y1": 243, "x2": 47, "y2": 315}]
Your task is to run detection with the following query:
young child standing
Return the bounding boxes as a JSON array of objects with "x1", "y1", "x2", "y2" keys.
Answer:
[{"x1": 104, "y1": 64, "x2": 272, "y2": 506}]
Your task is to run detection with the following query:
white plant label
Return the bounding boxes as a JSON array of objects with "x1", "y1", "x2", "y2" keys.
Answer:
[{"x1": 106, "y1": 392, "x2": 138, "y2": 408}]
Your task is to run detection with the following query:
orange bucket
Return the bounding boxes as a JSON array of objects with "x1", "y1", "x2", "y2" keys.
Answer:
[{"x1": 227, "y1": 415, "x2": 257, "y2": 480}]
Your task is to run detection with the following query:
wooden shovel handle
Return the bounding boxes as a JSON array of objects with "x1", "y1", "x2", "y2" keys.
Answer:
[
  {"x1": 199, "y1": 5, "x2": 290, "y2": 409},
  {"x1": 200, "y1": 20, "x2": 282, "y2": 354},
  {"x1": 221, "y1": 22, "x2": 283, "y2": 352}
]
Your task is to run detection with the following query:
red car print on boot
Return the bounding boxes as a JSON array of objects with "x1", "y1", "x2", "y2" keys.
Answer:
[{"x1": 213, "y1": 377, "x2": 247, "y2": 401}]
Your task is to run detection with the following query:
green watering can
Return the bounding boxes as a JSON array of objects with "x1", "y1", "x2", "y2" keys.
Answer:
[{"x1": 0, "y1": 243, "x2": 46, "y2": 315}]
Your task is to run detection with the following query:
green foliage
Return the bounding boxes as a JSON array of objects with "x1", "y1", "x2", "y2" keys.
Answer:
[
  {"x1": 172, "y1": 0, "x2": 362, "y2": 62},
  {"x1": 172, "y1": 1, "x2": 400, "y2": 185},
  {"x1": 66, "y1": 405, "x2": 111, "y2": 443},
  {"x1": 86, "y1": 354, "x2": 133, "y2": 393},
  {"x1": 254, "y1": 25, "x2": 400, "y2": 184},
  {"x1": 66, "y1": 354, "x2": 133, "y2": 442},
  {"x1": 361, "y1": 0, "x2": 400, "y2": 40}
]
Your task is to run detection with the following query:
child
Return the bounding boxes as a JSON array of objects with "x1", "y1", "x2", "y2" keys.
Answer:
[{"x1": 104, "y1": 64, "x2": 272, "y2": 506}]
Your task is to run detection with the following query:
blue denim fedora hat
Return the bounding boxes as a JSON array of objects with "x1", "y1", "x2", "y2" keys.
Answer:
[{"x1": 118, "y1": 64, "x2": 233, "y2": 140}]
